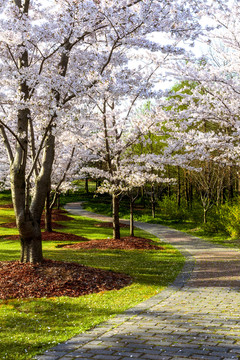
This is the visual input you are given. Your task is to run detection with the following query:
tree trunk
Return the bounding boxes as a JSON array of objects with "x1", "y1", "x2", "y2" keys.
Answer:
[
  {"x1": 189, "y1": 180, "x2": 193, "y2": 210},
  {"x1": 85, "y1": 178, "x2": 89, "y2": 194},
  {"x1": 45, "y1": 191, "x2": 52, "y2": 232},
  {"x1": 130, "y1": 198, "x2": 134, "y2": 237},
  {"x1": 112, "y1": 193, "x2": 120, "y2": 240},
  {"x1": 19, "y1": 219, "x2": 43, "y2": 263},
  {"x1": 203, "y1": 208, "x2": 208, "y2": 224},
  {"x1": 228, "y1": 166, "x2": 234, "y2": 200},
  {"x1": 11, "y1": 134, "x2": 55, "y2": 263},
  {"x1": 141, "y1": 186, "x2": 145, "y2": 208},
  {"x1": 151, "y1": 185, "x2": 156, "y2": 218},
  {"x1": 184, "y1": 172, "x2": 190, "y2": 208},
  {"x1": 177, "y1": 166, "x2": 181, "y2": 208}
]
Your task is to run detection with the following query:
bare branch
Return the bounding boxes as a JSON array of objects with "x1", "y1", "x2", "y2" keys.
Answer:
[
  {"x1": 50, "y1": 146, "x2": 75, "y2": 209},
  {"x1": 0, "y1": 118, "x2": 25, "y2": 151},
  {"x1": 6, "y1": 44, "x2": 20, "y2": 71},
  {"x1": 26, "y1": 115, "x2": 55, "y2": 184},
  {"x1": 0, "y1": 125, "x2": 13, "y2": 163}
]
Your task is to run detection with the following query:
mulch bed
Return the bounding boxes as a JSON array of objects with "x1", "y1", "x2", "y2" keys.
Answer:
[
  {"x1": 0, "y1": 204, "x2": 13, "y2": 208},
  {"x1": 0, "y1": 209, "x2": 162, "y2": 299},
  {"x1": 0, "y1": 209, "x2": 72, "y2": 230},
  {"x1": 94, "y1": 222, "x2": 129, "y2": 228},
  {"x1": 4, "y1": 231, "x2": 88, "y2": 242},
  {"x1": 0, "y1": 259, "x2": 132, "y2": 299},
  {"x1": 1, "y1": 221, "x2": 65, "y2": 229},
  {"x1": 62, "y1": 237, "x2": 164, "y2": 250}
]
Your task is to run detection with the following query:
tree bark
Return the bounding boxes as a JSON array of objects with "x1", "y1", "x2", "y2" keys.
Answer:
[
  {"x1": 151, "y1": 185, "x2": 156, "y2": 218},
  {"x1": 203, "y1": 208, "x2": 207, "y2": 224},
  {"x1": 141, "y1": 186, "x2": 145, "y2": 208},
  {"x1": 11, "y1": 134, "x2": 55, "y2": 263},
  {"x1": 130, "y1": 198, "x2": 134, "y2": 237},
  {"x1": 45, "y1": 191, "x2": 52, "y2": 232},
  {"x1": 177, "y1": 166, "x2": 181, "y2": 208},
  {"x1": 85, "y1": 178, "x2": 89, "y2": 194},
  {"x1": 112, "y1": 193, "x2": 120, "y2": 240},
  {"x1": 20, "y1": 220, "x2": 43, "y2": 263}
]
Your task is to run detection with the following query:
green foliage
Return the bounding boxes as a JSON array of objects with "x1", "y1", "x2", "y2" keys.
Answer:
[
  {"x1": 158, "y1": 196, "x2": 189, "y2": 221},
  {"x1": 218, "y1": 199, "x2": 240, "y2": 238}
]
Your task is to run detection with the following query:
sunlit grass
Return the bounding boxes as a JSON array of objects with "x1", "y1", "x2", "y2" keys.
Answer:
[{"x1": 0, "y1": 205, "x2": 185, "y2": 360}]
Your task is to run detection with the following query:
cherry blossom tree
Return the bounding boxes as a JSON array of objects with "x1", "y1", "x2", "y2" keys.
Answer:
[
  {"x1": 163, "y1": 0, "x2": 240, "y2": 202},
  {"x1": 77, "y1": 93, "x2": 181, "y2": 239},
  {"x1": 0, "y1": 0, "x2": 206, "y2": 262}
]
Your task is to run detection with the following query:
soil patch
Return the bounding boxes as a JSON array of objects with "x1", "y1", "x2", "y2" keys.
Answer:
[
  {"x1": 62, "y1": 237, "x2": 164, "y2": 250},
  {"x1": 0, "y1": 259, "x2": 132, "y2": 299}
]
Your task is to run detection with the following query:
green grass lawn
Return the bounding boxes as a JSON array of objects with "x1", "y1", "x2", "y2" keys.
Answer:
[
  {"x1": 0, "y1": 208, "x2": 185, "y2": 360},
  {"x1": 0, "y1": 191, "x2": 12, "y2": 206}
]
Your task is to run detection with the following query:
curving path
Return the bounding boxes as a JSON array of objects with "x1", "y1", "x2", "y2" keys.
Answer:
[{"x1": 35, "y1": 202, "x2": 240, "y2": 360}]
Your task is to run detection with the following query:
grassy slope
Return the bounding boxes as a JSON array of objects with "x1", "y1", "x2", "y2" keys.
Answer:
[{"x1": 0, "y1": 199, "x2": 185, "y2": 360}]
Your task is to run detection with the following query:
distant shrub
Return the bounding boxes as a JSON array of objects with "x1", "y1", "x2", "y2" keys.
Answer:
[
  {"x1": 158, "y1": 196, "x2": 189, "y2": 221},
  {"x1": 218, "y1": 200, "x2": 240, "y2": 238}
]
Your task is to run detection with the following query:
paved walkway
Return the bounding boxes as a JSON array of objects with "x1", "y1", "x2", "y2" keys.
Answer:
[{"x1": 35, "y1": 203, "x2": 240, "y2": 360}]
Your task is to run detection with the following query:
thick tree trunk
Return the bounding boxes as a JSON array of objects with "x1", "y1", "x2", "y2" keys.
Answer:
[
  {"x1": 45, "y1": 191, "x2": 52, "y2": 232},
  {"x1": 130, "y1": 198, "x2": 134, "y2": 237},
  {"x1": 11, "y1": 135, "x2": 55, "y2": 263},
  {"x1": 112, "y1": 193, "x2": 120, "y2": 240},
  {"x1": 19, "y1": 220, "x2": 43, "y2": 263}
]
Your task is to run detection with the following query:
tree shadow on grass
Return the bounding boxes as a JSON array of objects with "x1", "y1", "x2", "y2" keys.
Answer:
[
  {"x1": 0, "y1": 297, "x2": 126, "y2": 360},
  {"x1": 45, "y1": 248, "x2": 184, "y2": 287}
]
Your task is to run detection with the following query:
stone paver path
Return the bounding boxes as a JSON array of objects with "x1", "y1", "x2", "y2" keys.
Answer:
[{"x1": 35, "y1": 203, "x2": 240, "y2": 360}]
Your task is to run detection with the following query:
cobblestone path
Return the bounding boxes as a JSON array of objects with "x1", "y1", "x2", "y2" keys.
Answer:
[{"x1": 35, "y1": 203, "x2": 240, "y2": 360}]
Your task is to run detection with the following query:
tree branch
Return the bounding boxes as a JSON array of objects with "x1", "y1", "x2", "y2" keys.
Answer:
[
  {"x1": 50, "y1": 146, "x2": 75, "y2": 209},
  {"x1": 0, "y1": 125, "x2": 14, "y2": 163},
  {"x1": 0, "y1": 118, "x2": 25, "y2": 152}
]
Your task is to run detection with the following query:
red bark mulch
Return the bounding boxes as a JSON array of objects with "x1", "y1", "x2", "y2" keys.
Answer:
[
  {"x1": 0, "y1": 259, "x2": 132, "y2": 299},
  {"x1": 62, "y1": 236, "x2": 164, "y2": 250},
  {"x1": 0, "y1": 222, "x2": 17, "y2": 229},
  {"x1": 0, "y1": 209, "x2": 72, "y2": 230},
  {"x1": 1, "y1": 221, "x2": 65, "y2": 229},
  {"x1": 4, "y1": 231, "x2": 88, "y2": 242},
  {"x1": 0, "y1": 204, "x2": 13, "y2": 208},
  {"x1": 42, "y1": 209, "x2": 74, "y2": 222},
  {"x1": 0, "y1": 209, "x2": 161, "y2": 300},
  {"x1": 94, "y1": 222, "x2": 129, "y2": 228}
]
